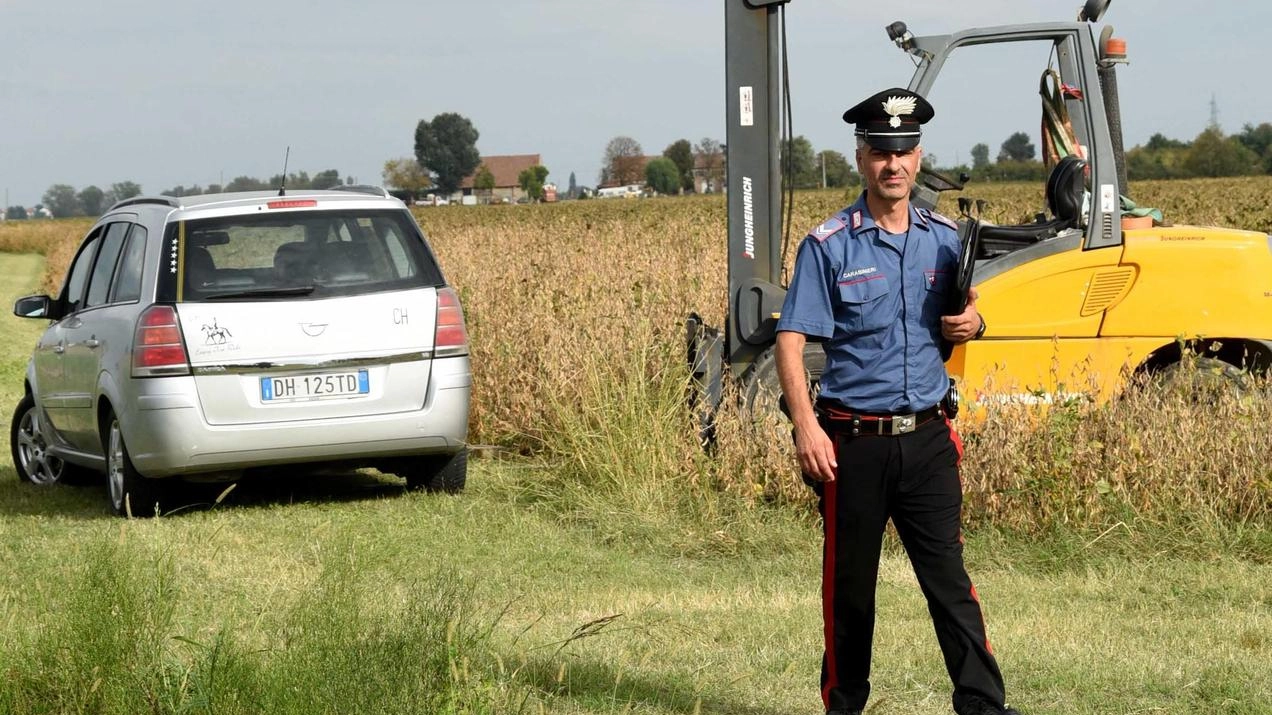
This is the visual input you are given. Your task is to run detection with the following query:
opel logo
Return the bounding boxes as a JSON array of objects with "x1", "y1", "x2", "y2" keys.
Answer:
[{"x1": 300, "y1": 322, "x2": 328, "y2": 337}]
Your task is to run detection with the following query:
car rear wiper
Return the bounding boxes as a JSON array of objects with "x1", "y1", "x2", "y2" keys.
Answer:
[{"x1": 202, "y1": 285, "x2": 317, "y2": 300}]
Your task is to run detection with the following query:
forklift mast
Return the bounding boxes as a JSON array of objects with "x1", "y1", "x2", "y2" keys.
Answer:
[
  {"x1": 686, "y1": 0, "x2": 794, "y2": 443},
  {"x1": 724, "y1": 0, "x2": 790, "y2": 378}
]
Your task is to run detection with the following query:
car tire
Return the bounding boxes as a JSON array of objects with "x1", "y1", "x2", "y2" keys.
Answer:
[
  {"x1": 105, "y1": 413, "x2": 164, "y2": 517},
  {"x1": 10, "y1": 393, "x2": 92, "y2": 486},
  {"x1": 404, "y1": 449, "x2": 468, "y2": 493}
]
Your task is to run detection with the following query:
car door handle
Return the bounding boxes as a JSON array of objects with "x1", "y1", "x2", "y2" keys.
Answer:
[{"x1": 85, "y1": 339, "x2": 101, "y2": 349}]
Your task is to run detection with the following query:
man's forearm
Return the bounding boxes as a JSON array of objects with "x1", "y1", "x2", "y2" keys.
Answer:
[{"x1": 776, "y1": 331, "x2": 817, "y2": 428}]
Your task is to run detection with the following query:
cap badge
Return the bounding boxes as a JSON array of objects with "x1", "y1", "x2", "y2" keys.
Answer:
[{"x1": 882, "y1": 96, "x2": 917, "y2": 128}]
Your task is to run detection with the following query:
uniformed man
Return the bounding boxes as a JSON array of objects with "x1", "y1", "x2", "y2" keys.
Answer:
[{"x1": 775, "y1": 88, "x2": 1019, "y2": 715}]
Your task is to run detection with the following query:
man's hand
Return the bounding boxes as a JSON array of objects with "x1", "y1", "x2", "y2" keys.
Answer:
[
  {"x1": 941, "y1": 287, "x2": 983, "y2": 344},
  {"x1": 793, "y1": 418, "x2": 837, "y2": 483},
  {"x1": 776, "y1": 330, "x2": 837, "y2": 482}
]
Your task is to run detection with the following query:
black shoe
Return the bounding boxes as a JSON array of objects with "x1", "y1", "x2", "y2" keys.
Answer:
[{"x1": 827, "y1": 711, "x2": 862, "y2": 715}]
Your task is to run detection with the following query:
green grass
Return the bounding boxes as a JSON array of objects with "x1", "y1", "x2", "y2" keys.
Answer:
[{"x1": 0, "y1": 252, "x2": 1269, "y2": 714}]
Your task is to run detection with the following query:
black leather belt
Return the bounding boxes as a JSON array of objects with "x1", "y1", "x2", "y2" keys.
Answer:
[{"x1": 817, "y1": 403, "x2": 943, "y2": 436}]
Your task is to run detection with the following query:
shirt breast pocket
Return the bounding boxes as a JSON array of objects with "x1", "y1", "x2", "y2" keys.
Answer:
[
  {"x1": 837, "y1": 276, "x2": 891, "y2": 332},
  {"x1": 924, "y1": 269, "x2": 952, "y2": 315}
]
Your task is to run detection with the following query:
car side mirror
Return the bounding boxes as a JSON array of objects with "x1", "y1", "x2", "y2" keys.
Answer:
[{"x1": 13, "y1": 294, "x2": 55, "y2": 320}]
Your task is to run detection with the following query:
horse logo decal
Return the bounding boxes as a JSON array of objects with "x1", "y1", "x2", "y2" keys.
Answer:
[{"x1": 201, "y1": 319, "x2": 233, "y2": 345}]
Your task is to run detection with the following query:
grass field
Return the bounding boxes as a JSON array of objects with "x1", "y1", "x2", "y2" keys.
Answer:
[{"x1": 1, "y1": 207, "x2": 1270, "y2": 714}]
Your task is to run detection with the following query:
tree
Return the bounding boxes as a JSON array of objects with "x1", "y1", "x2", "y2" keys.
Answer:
[
  {"x1": 567, "y1": 171, "x2": 578, "y2": 198},
  {"x1": 160, "y1": 184, "x2": 206, "y2": 198},
  {"x1": 110, "y1": 181, "x2": 142, "y2": 202},
  {"x1": 473, "y1": 165, "x2": 496, "y2": 196},
  {"x1": 6, "y1": 205, "x2": 28, "y2": 220},
  {"x1": 42, "y1": 184, "x2": 81, "y2": 218},
  {"x1": 645, "y1": 157, "x2": 680, "y2": 195},
  {"x1": 663, "y1": 139, "x2": 695, "y2": 192},
  {"x1": 694, "y1": 137, "x2": 725, "y2": 192},
  {"x1": 1235, "y1": 122, "x2": 1272, "y2": 172},
  {"x1": 780, "y1": 135, "x2": 818, "y2": 188},
  {"x1": 311, "y1": 169, "x2": 342, "y2": 190},
  {"x1": 268, "y1": 171, "x2": 311, "y2": 189},
  {"x1": 985, "y1": 160, "x2": 1046, "y2": 182},
  {"x1": 1127, "y1": 147, "x2": 1181, "y2": 180},
  {"x1": 224, "y1": 176, "x2": 268, "y2": 192},
  {"x1": 381, "y1": 158, "x2": 432, "y2": 202},
  {"x1": 601, "y1": 136, "x2": 644, "y2": 186},
  {"x1": 415, "y1": 112, "x2": 481, "y2": 195},
  {"x1": 818, "y1": 150, "x2": 854, "y2": 188},
  {"x1": 517, "y1": 164, "x2": 550, "y2": 201},
  {"x1": 1127, "y1": 135, "x2": 1190, "y2": 180},
  {"x1": 970, "y1": 143, "x2": 991, "y2": 170},
  {"x1": 78, "y1": 185, "x2": 105, "y2": 215},
  {"x1": 1145, "y1": 133, "x2": 1188, "y2": 151},
  {"x1": 1183, "y1": 127, "x2": 1261, "y2": 177},
  {"x1": 997, "y1": 132, "x2": 1036, "y2": 162}
]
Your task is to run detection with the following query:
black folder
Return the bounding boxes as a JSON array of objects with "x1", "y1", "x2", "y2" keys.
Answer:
[
  {"x1": 945, "y1": 219, "x2": 982, "y2": 316},
  {"x1": 940, "y1": 219, "x2": 981, "y2": 361}
]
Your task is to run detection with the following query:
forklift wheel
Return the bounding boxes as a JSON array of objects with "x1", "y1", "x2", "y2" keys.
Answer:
[{"x1": 741, "y1": 344, "x2": 825, "y2": 420}]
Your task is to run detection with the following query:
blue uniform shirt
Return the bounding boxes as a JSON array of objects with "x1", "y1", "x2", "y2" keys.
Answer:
[{"x1": 776, "y1": 193, "x2": 962, "y2": 413}]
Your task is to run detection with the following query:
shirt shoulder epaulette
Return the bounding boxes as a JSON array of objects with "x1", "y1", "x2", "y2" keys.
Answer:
[
  {"x1": 921, "y1": 208, "x2": 959, "y2": 231},
  {"x1": 807, "y1": 215, "x2": 846, "y2": 243}
]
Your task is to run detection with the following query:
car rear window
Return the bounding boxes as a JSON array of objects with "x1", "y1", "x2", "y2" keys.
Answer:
[{"x1": 156, "y1": 209, "x2": 445, "y2": 302}]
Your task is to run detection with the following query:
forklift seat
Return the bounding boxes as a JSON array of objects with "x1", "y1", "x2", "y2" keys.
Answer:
[{"x1": 977, "y1": 155, "x2": 1087, "y2": 253}]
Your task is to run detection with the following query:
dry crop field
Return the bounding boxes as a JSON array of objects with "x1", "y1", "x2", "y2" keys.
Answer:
[{"x1": 2, "y1": 177, "x2": 1270, "y2": 535}]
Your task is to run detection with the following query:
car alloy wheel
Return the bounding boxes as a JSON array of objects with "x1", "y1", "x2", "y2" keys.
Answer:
[
  {"x1": 11, "y1": 394, "x2": 66, "y2": 485},
  {"x1": 105, "y1": 414, "x2": 163, "y2": 517},
  {"x1": 107, "y1": 418, "x2": 127, "y2": 512}
]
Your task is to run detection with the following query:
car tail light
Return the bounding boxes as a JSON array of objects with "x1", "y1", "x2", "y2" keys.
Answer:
[
  {"x1": 132, "y1": 305, "x2": 191, "y2": 377},
  {"x1": 434, "y1": 287, "x2": 469, "y2": 358}
]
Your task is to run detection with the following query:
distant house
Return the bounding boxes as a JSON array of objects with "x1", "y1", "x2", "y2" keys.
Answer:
[
  {"x1": 454, "y1": 154, "x2": 542, "y2": 204},
  {"x1": 692, "y1": 151, "x2": 726, "y2": 194}
]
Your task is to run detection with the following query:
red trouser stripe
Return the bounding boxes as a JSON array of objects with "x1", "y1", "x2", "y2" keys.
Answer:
[
  {"x1": 945, "y1": 417, "x2": 964, "y2": 465},
  {"x1": 949, "y1": 417, "x2": 993, "y2": 655},
  {"x1": 946, "y1": 417, "x2": 966, "y2": 545},
  {"x1": 970, "y1": 584, "x2": 994, "y2": 654},
  {"x1": 821, "y1": 476, "x2": 839, "y2": 708}
]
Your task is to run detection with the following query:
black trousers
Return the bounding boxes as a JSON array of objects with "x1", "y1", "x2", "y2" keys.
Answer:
[{"x1": 808, "y1": 417, "x2": 1006, "y2": 715}]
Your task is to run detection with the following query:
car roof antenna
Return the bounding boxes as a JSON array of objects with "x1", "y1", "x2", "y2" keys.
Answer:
[{"x1": 277, "y1": 146, "x2": 290, "y2": 196}]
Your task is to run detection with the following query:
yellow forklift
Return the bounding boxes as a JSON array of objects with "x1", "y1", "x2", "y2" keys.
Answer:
[{"x1": 688, "y1": 0, "x2": 1272, "y2": 437}]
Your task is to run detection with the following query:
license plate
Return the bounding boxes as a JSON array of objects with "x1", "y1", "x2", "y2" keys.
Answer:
[{"x1": 260, "y1": 370, "x2": 370, "y2": 402}]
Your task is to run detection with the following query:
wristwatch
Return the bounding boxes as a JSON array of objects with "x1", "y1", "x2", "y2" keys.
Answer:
[{"x1": 974, "y1": 314, "x2": 987, "y2": 340}]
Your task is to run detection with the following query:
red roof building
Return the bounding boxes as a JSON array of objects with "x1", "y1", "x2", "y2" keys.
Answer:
[{"x1": 455, "y1": 154, "x2": 541, "y2": 203}]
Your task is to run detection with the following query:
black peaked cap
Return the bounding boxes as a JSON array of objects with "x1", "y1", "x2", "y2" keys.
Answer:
[{"x1": 842, "y1": 88, "x2": 935, "y2": 151}]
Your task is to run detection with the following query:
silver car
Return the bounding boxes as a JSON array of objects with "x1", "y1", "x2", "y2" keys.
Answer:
[{"x1": 10, "y1": 188, "x2": 471, "y2": 516}]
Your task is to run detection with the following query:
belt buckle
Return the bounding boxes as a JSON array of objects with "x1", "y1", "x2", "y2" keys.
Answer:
[{"x1": 890, "y1": 413, "x2": 917, "y2": 435}]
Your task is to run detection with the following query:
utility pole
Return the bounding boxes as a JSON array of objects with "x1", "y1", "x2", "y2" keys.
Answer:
[
  {"x1": 1209, "y1": 93, "x2": 1220, "y2": 130},
  {"x1": 820, "y1": 152, "x2": 826, "y2": 188}
]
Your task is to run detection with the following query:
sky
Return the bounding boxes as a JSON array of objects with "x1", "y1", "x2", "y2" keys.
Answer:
[{"x1": 4, "y1": 0, "x2": 1271, "y2": 208}]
